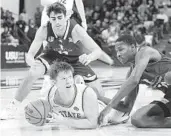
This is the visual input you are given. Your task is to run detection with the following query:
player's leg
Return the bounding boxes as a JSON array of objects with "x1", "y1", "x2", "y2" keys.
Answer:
[
  {"x1": 131, "y1": 90, "x2": 171, "y2": 128},
  {"x1": 131, "y1": 101, "x2": 171, "y2": 128},
  {"x1": 164, "y1": 71, "x2": 171, "y2": 85},
  {"x1": 15, "y1": 61, "x2": 45, "y2": 101},
  {"x1": 0, "y1": 59, "x2": 46, "y2": 119}
]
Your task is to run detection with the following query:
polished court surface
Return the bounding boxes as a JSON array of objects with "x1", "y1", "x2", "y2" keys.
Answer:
[{"x1": 0, "y1": 61, "x2": 171, "y2": 136}]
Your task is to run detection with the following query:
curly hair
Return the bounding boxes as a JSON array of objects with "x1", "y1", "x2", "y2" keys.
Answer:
[
  {"x1": 46, "y1": 2, "x2": 66, "y2": 17},
  {"x1": 49, "y1": 61, "x2": 74, "y2": 80},
  {"x1": 115, "y1": 34, "x2": 137, "y2": 46}
]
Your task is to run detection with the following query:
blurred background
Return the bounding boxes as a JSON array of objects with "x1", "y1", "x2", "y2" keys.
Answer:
[{"x1": 1, "y1": 0, "x2": 171, "y2": 70}]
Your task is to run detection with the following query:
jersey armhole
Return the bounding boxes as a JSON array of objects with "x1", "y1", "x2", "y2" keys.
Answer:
[
  {"x1": 47, "y1": 86, "x2": 55, "y2": 108},
  {"x1": 82, "y1": 86, "x2": 89, "y2": 112}
]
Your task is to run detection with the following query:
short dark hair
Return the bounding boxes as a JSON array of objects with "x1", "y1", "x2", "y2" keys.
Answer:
[
  {"x1": 46, "y1": 2, "x2": 66, "y2": 17},
  {"x1": 115, "y1": 34, "x2": 137, "y2": 46},
  {"x1": 49, "y1": 61, "x2": 74, "y2": 80}
]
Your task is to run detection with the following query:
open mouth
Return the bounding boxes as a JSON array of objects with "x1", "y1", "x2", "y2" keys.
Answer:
[
  {"x1": 56, "y1": 25, "x2": 61, "y2": 28},
  {"x1": 66, "y1": 85, "x2": 71, "y2": 88}
]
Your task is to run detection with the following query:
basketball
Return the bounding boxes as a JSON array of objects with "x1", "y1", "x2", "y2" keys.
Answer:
[{"x1": 24, "y1": 99, "x2": 51, "y2": 126}]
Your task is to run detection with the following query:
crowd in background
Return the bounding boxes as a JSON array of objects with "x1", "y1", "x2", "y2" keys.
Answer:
[
  {"x1": 1, "y1": 7, "x2": 42, "y2": 50},
  {"x1": 86, "y1": 0, "x2": 171, "y2": 54},
  {"x1": 1, "y1": 0, "x2": 171, "y2": 55}
]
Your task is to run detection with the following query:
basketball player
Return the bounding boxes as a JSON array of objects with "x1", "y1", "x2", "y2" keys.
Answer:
[
  {"x1": 98, "y1": 34, "x2": 171, "y2": 127},
  {"x1": 41, "y1": 0, "x2": 87, "y2": 30},
  {"x1": 0, "y1": 2, "x2": 113, "y2": 120},
  {"x1": 44, "y1": 61, "x2": 100, "y2": 129},
  {"x1": 40, "y1": 0, "x2": 113, "y2": 99}
]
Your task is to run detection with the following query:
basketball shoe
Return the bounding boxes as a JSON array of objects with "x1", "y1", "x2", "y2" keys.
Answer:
[{"x1": 0, "y1": 100, "x2": 20, "y2": 120}]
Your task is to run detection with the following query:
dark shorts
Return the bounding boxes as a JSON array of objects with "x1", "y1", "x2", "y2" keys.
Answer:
[
  {"x1": 36, "y1": 52, "x2": 97, "y2": 82},
  {"x1": 150, "y1": 86, "x2": 171, "y2": 117}
]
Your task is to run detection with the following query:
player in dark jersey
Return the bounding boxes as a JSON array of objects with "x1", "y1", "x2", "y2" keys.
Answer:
[
  {"x1": 98, "y1": 34, "x2": 171, "y2": 128},
  {"x1": 0, "y1": 2, "x2": 113, "y2": 120}
]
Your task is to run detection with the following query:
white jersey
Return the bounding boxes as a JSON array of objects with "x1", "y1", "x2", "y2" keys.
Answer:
[
  {"x1": 48, "y1": 84, "x2": 106, "y2": 119},
  {"x1": 41, "y1": 0, "x2": 74, "y2": 25},
  {"x1": 48, "y1": 84, "x2": 88, "y2": 119}
]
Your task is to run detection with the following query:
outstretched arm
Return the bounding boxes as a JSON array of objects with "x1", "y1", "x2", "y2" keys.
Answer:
[
  {"x1": 107, "y1": 52, "x2": 151, "y2": 110},
  {"x1": 53, "y1": 87, "x2": 99, "y2": 129},
  {"x1": 72, "y1": 25, "x2": 103, "y2": 65}
]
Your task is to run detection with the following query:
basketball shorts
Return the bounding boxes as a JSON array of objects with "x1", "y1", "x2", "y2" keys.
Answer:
[
  {"x1": 36, "y1": 52, "x2": 97, "y2": 82},
  {"x1": 150, "y1": 86, "x2": 171, "y2": 117}
]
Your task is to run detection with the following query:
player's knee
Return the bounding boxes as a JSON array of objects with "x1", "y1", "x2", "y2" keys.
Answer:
[
  {"x1": 131, "y1": 110, "x2": 147, "y2": 128},
  {"x1": 164, "y1": 72, "x2": 171, "y2": 85},
  {"x1": 28, "y1": 64, "x2": 45, "y2": 79}
]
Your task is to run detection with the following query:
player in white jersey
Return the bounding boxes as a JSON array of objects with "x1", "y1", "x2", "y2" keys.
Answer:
[
  {"x1": 45, "y1": 61, "x2": 99, "y2": 128},
  {"x1": 41, "y1": 0, "x2": 87, "y2": 30},
  {"x1": 45, "y1": 61, "x2": 121, "y2": 128}
]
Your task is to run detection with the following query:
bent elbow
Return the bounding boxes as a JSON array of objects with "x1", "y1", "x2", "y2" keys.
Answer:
[
  {"x1": 89, "y1": 120, "x2": 98, "y2": 129},
  {"x1": 90, "y1": 123, "x2": 98, "y2": 129}
]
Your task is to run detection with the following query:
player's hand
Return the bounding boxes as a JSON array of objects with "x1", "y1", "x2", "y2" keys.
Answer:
[
  {"x1": 46, "y1": 112, "x2": 63, "y2": 125},
  {"x1": 98, "y1": 106, "x2": 112, "y2": 126},
  {"x1": 81, "y1": 22, "x2": 87, "y2": 31},
  {"x1": 79, "y1": 54, "x2": 92, "y2": 65},
  {"x1": 26, "y1": 54, "x2": 35, "y2": 66}
]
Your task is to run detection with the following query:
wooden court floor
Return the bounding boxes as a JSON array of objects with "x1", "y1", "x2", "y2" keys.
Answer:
[{"x1": 1, "y1": 61, "x2": 171, "y2": 136}]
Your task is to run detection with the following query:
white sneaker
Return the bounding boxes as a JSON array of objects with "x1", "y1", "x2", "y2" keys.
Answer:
[{"x1": 0, "y1": 101, "x2": 18, "y2": 120}]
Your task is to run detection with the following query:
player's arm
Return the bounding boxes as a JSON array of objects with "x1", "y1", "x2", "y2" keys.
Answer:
[
  {"x1": 56, "y1": 87, "x2": 99, "y2": 129},
  {"x1": 74, "y1": 0, "x2": 87, "y2": 30},
  {"x1": 106, "y1": 49, "x2": 152, "y2": 110},
  {"x1": 26, "y1": 26, "x2": 47, "y2": 65},
  {"x1": 72, "y1": 25, "x2": 103, "y2": 64}
]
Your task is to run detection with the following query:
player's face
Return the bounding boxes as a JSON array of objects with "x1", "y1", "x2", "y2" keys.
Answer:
[
  {"x1": 115, "y1": 42, "x2": 135, "y2": 64},
  {"x1": 56, "y1": 70, "x2": 74, "y2": 89},
  {"x1": 49, "y1": 11, "x2": 67, "y2": 30}
]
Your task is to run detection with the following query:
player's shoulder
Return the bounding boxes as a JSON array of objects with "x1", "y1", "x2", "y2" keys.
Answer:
[
  {"x1": 75, "y1": 84, "x2": 88, "y2": 90},
  {"x1": 75, "y1": 84, "x2": 94, "y2": 93},
  {"x1": 137, "y1": 45, "x2": 155, "y2": 58},
  {"x1": 76, "y1": 84, "x2": 96, "y2": 97}
]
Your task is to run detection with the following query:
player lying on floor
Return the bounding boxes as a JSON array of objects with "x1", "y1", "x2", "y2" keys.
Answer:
[
  {"x1": 98, "y1": 34, "x2": 171, "y2": 128},
  {"x1": 26, "y1": 61, "x2": 119, "y2": 129}
]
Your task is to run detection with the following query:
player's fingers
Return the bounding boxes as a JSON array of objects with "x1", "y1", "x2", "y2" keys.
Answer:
[
  {"x1": 84, "y1": 59, "x2": 91, "y2": 66},
  {"x1": 79, "y1": 57, "x2": 88, "y2": 65},
  {"x1": 98, "y1": 113, "x2": 103, "y2": 125}
]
